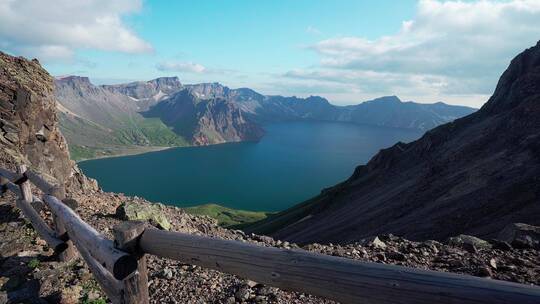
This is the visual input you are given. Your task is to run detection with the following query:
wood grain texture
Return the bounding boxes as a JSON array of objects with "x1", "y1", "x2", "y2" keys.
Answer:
[
  {"x1": 43, "y1": 195, "x2": 137, "y2": 280},
  {"x1": 140, "y1": 228, "x2": 540, "y2": 304},
  {"x1": 76, "y1": 240, "x2": 122, "y2": 303},
  {"x1": 24, "y1": 169, "x2": 57, "y2": 194},
  {"x1": 14, "y1": 165, "x2": 66, "y2": 252},
  {"x1": 114, "y1": 221, "x2": 149, "y2": 304}
]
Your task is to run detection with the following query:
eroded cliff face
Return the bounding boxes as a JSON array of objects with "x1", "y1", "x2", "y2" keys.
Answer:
[
  {"x1": 143, "y1": 89, "x2": 265, "y2": 145},
  {"x1": 0, "y1": 51, "x2": 96, "y2": 192}
]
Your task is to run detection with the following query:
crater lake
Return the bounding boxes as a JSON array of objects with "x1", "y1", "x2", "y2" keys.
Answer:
[{"x1": 79, "y1": 122, "x2": 423, "y2": 212}]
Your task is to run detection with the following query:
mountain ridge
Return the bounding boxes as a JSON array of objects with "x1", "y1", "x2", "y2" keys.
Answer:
[
  {"x1": 246, "y1": 41, "x2": 540, "y2": 244},
  {"x1": 54, "y1": 76, "x2": 476, "y2": 160}
]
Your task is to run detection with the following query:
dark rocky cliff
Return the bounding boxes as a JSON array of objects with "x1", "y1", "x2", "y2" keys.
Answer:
[
  {"x1": 0, "y1": 52, "x2": 96, "y2": 192},
  {"x1": 249, "y1": 41, "x2": 540, "y2": 244}
]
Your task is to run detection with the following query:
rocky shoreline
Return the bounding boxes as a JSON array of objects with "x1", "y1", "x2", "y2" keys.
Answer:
[{"x1": 1, "y1": 189, "x2": 538, "y2": 304}]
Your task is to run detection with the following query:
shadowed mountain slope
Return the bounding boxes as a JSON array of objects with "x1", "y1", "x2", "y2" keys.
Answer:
[{"x1": 247, "y1": 41, "x2": 540, "y2": 244}]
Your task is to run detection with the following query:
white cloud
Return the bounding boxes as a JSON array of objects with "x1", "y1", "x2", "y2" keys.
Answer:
[
  {"x1": 287, "y1": 0, "x2": 540, "y2": 107},
  {"x1": 0, "y1": 0, "x2": 152, "y2": 61},
  {"x1": 156, "y1": 62, "x2": 207, "y2": 74}
]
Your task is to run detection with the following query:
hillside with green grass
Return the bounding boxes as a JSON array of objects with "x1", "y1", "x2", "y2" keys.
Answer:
[{"x1": 184, "y1": 204, "x2": 272, "y2": 228}]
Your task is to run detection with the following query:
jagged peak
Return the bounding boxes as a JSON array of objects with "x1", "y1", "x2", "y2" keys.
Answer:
[{"x1": 481, "y1": 40, "x2": 540, "y2": 115}]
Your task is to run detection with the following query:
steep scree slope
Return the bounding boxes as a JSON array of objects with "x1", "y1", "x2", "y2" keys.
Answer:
[{"x1": 248, "y1": 41, "x2": 540, "y2": 244}]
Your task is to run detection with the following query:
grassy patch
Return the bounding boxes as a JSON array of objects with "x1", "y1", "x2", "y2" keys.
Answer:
[
  {"x1": 184, "y1": 204, "x2": 273, "y2": 229},
  {"x1": 69, "y1": 145, "x2": 101, "y2": 161},
  {"x1": 27, "y1": 258, "x2": 40, "y2": 269}
]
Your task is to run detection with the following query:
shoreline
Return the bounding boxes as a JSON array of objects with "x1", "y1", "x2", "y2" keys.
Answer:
[{"x1": 75, "y1": 145, "x2": 175, "y2": 163}]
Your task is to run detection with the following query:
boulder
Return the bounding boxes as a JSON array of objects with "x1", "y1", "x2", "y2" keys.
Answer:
[
  {"x1": 115, "y1": 201, "x2": 171, "y2": 230},
  {"x1": 497, "y1": 223, "x2": 540, "y2": 249},
  {"x1": 447, "y1": 235, "x2": 492, "y2": 250}
]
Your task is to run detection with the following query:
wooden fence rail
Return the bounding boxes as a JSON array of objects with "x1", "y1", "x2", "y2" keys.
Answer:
[{"x1": 1, "y1": 166, "x2": 540, "y2": 304}]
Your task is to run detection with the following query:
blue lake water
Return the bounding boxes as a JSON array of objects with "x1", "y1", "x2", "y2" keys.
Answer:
[{"x1": 79, "y1": 122, "x2": 423, "y2": 212}]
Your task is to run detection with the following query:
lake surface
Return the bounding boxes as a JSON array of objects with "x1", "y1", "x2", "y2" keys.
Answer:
[{"x1": 79, "y1": 122, "x2": 423, "y2": 212}]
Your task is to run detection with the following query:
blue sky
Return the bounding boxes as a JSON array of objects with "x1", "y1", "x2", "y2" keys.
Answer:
[{"x1": 2, "y1": 0, "x2": 540, "y2": 107}]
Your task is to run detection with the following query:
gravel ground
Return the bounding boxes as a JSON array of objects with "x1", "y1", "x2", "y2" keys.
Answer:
[{"x1": 1, "y1": 189, "x2": 538, "y2": 304}]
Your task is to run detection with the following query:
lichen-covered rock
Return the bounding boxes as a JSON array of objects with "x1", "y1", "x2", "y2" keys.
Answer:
[
  {"x1": 447, "y1": 234, "x2": 492, "y2": 250},
  {"x1": 0, "y1": 51, "x2": 97, "y2": 193},
  {"x1": 115, "y1": 201, "x2": 171, "y2": 230},
  {"x1": 498, "y1": 223, "x2": 540, "y2": 249}
]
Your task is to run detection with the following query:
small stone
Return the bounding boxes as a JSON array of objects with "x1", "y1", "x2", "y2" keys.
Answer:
[
  {"x1": 489, "y1": 258, "x2": 497, "y2": 269},
  {"x1": 235, "y1": 287, "x2": 250, "y2": 301},
  {"x1": 245, "y1": 280, "x2": 258, "y2": 288},
  {"x1": 35, "y1": 238, "x2": 47, "y2": 246},
  {"x1": 161, "y1": 268, "x2": 173, "y2": 279},
  {"x1": 371, "y1": 237, "x2": 387, "y2": 249}
]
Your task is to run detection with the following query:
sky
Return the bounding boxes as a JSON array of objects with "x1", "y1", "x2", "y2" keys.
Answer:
[{"x1": 1, "y1": 0, "x2": 540, "y2": 107}]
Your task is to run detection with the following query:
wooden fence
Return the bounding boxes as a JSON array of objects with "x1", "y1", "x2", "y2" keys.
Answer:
[{"x1": 1, "y1": 165, "x2": 540, "y2": 304}]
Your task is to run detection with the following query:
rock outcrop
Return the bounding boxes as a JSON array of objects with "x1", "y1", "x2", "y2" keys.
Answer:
[
  {"x1": 102, "y1": 76, "x2": 183, "y2": 111},
  {"x1": 0, "y1": 52, "x2": 95, "y2": 192},
  {"x1": 115, "y1": 201, "x2": 171, "y2": 230},
  {"x1": 143, "y1": 88, "x2": 265, "y2": 145},
  {"x1": 248, "y1": 41, "x2": 540, "y2": 244},
  {"x1": 498, "y1": 223, "x2": 540, "y2": 249}
]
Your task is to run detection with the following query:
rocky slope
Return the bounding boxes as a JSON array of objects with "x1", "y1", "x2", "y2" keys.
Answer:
[
  {"x1": 56, "y1": 77, "x2": 475, "y2": 160},
  {"x1": 55, "y1": 77, "x2": 265, "y2": 160},
  {"x1": 55, "y1": 76, "x2": 187, "y2": 160},
  {"x1": 143, "y1": 88, "x2": 265, "y2": 145},
  {"x1": 0, "y1": 52, "x2": 94, "y2": 191},
  {"x1": 0, "y1": 50, "x2": 538, "y2": 304},
  {"x1": 102, "y1": 77, "x2": 183, "y2": 111},
  {"x1": 248, "y1": 41, "x2": 540, "y2": 245},
  {"x1": 181, "y1": 83, "x2": 475, "y2": 131},
  {"x1": 1, "y1": 190, "x2": 539, "y2": 303}
]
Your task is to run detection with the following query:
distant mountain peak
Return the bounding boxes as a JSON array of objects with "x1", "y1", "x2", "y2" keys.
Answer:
[
  {"x1": 56, "y1": 75, "x2": 92, "y2": 85},
  {"x1": 368, "y1": 95, "x2": 402, "y2": 104},
  {"x1": 148, "y1": 76, "x2": 181, "y2": 86}
]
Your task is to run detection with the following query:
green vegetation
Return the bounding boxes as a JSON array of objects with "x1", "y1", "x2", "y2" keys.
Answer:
[
  {"x1": 184, "y1": 204, "x2": 273, "y2": 228},
  {"x1": 115, "y1": 117, "x2": 188, "y2": 147},
  {"x1": 79, "y1": 278, "x2": 107, "y2": 304},
  {"x1": 80, "y1": 296, "x2": 106, "y2": 304},
  {"x1": 61, "y1": 113, "x2": 189, "y2": 161},
  {"x1": 69, "y1": 145, "x2": 103, "y2": 161},
  {"x1": 27, "y1": 258, "x2": 40, "y2": 269}
]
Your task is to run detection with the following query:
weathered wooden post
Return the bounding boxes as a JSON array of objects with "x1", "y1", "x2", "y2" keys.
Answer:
[
  {"x1": 48, "y1": 185, "x2": 77, "y2": 262},
  {"x1": 113, "y1": 221, "x2": 149, "y2": 304},
  {"x1": 15, "y1": 165, "x2": 67, "y2": 252}
]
